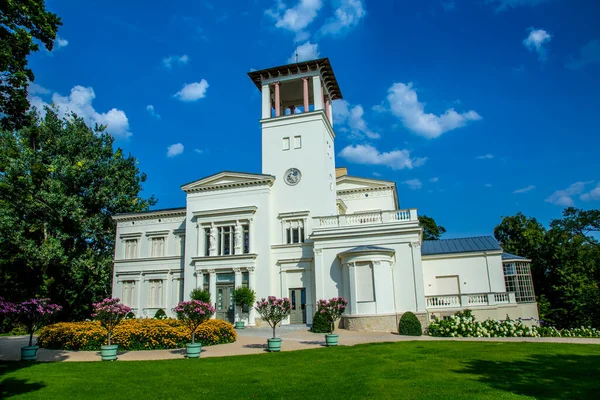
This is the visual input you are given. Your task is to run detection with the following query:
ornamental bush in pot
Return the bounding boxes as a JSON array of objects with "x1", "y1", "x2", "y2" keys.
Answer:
[
  {"x1": 254, "y1": 296, "x2": 292, "y2": 352},
  {"x1": 174, "y1": 300, "x2": 215, "y2": 358},
  {"x1": 316, "y1": 297, "x2": 348, "y2": 346},
  {"x1": 92, "y1": 298, "x2": 131, "y2": 361},
  {"x1": 13, "y1": 298, "x2": 62, "y2": 361},
  {"x1": 232, "y1": 287, "x2": 256, "y2": 329}
]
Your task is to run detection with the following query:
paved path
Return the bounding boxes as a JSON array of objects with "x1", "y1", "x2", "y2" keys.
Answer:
[{"x1": 1, "y1": 326, "x2": 598, "y2": 362}]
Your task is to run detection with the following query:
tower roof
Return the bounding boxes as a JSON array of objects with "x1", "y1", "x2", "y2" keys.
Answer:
[{"x1": 248, "y1": 58, "x2": 343, "y2": 100}]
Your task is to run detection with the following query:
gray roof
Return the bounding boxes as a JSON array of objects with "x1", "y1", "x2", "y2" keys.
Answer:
[
  {"x1": 340, "y1": 245, "x2": 394, "y2": 255},
  {"x1": 422, "y1": 236, "x2": 501, "y2": 256},
  {"x1": 502, "y1": 252, "x2": 529, "y2": 261}
]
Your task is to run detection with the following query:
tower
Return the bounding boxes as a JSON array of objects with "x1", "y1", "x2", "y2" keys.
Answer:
[{"x1": 248, "y1": 58, "x2": 343, "y2": 223}]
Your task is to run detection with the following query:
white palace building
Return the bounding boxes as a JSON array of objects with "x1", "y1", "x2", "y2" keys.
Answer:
[{"x1": 111, "y1": 58, "x2": 539, "y2": 331}]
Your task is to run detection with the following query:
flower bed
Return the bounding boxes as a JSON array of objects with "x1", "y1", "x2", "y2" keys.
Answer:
[{"x1": 39, "y1": 319, "x2": 236, "y2": 351}]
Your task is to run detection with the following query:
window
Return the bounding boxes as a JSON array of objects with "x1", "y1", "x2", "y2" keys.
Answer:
[
  {"x1": 284, "y1": 220, "x2": 305, "y2": 244},
  {"x1": 294, "y1": 135, "x2": 302, "y2": 149},
  {"x1": 218, "y1": 226, "x2": 233, "y2": 255},
  {"x1": 122, "y1": 280, "x2": 136, "y2": 307},
  {"x1": 175, "y1": 278, "x2": 184, "y2": 303},
  {"x1": 243, "y1": 224, "x2": 250, "y2": 254},
  {"x1": 176, "y1": 235, "x2": 185, "y2": 256},
  {"x1": 148, "y1": 279, "x2": 163, "y2": 308},
  {"x1": 283, "y1": 137, "x2": 290, "y2": 150},
  {"x1": 503, "y1": 262, "x2": 535, "y2": 303},
  {"x1": 124, "y1": 239, "x2": 138, "y2": 259},
  {"x1": 355, "y1": 262, "x2": 375, "y2": 302},
  {"x1": 151, "y1": 237, "x2": 166, "y2": 257},
  {"x1": 205, "y1": 224, "x2": 250, "y2": 256}
]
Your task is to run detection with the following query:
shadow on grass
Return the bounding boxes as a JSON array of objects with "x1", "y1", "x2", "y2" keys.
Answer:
[
  {"x1": 0, "y1": 362, "x2": 46, "y2": 399},
  {"x1": 457, "y1": 354, "x2": 600, "y2": 399}
]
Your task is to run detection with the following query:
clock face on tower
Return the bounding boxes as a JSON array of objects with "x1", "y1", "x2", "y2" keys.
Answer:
[{"x1": 284, "y1": 168, "x2": 301, "y2": 186}]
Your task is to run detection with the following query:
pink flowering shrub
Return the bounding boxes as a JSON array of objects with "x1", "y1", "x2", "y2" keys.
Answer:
[
  {"x1": 14, "y1": 298, "x2": 62, "y2": 347},
  {"x1": 317, "y1": 297, "x2": 348, "y2": 333},
  {"x1": 255, "y1": 296, "x2": 292, "y2": 338},
  {"x1": 92, "y1": 298, "x2": 132, "y2": 346},
  {"x1": 173, "y1": 300, "x2": 215, "y2": 344}
]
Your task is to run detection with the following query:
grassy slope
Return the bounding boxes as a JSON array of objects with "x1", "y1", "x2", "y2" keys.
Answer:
[{"x1": 1, "y1": 341, "x2": 599, "y2": 399}]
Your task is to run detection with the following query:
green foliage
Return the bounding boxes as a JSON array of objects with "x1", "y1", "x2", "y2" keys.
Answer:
[
  {"x1": 0, "y1": 109, "x2": 156, "y2": 321},
  {"x1": 419, "y1": 215, "x2": 446, "y2": 240},
  {"x1": 310, "y1": 311, "x2": 331, "y2": 333},
  {"x1": 189, "y1": 288, "x2": 211, "y2": 303},
  {"x1": 398, "y1": 312, "x2": 422, "y2": 336},
  {"x1": 232, "y1": 287, "x2": 256, "y2": 309},
  {"x1": 153, "y1": 309, "x2": 167, "y2": 320},
  {"x1": 0, "y1": 0, "x2": 62, "y2": 130}
]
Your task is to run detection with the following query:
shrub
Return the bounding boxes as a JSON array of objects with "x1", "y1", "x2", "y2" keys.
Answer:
[
  {"x1": 398, "y1": 312, "x2": 423, "y2": 336},
  {"x1": 92, "y1": 298, "x2": 131, "y2": 346},
  {"x1": 154, "y1": 309, "x2": 167, "y2": 320},
  {"x1": 317, "y1": 297, "x2": 348, "y2": 333},
  {"x1": 38, "y1": 318, "x2": 236, "y2": 351},
  {"x1": 255, "y1": 296, "x2": 292, "y2": 339},
  {"x1": 174, "y1": 300, "x2": 215, "y2": 344},
  {"x1": 311, "y1": 311, "x2": 331, "y2": 333},
  {"x1": 233, "y1": 287, "x2": 256, "y2": 322},
  {"x1": 190, "y1": 289, "x2": 211, "y2": 303}
]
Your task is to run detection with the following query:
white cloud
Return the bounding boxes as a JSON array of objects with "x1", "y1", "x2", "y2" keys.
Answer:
[
  {"x1": 580, "y1": 182, "x2": 600, "y2": 202},
  {"x1": 385, "y1": 82, "x2": 482, "y2": 138},
  {"x1": 476, "y1": 154, "x2": 494, "y2": 160},
  {"x1": 338, "y1": 144, "x2": 426, "y2": 170},
  {"x1": 429, "y1": 177, "x2": 439, "y2": 183},
  {"x1": 319, "y1": 0, "x2": 366, "y2": 37},
  {"x1": 266, "y1": 0, "x2": 323, "y2": 40},
  {"x1": 54, "y1": 36, "x2": 68, "y2": 49},
  {"x1": 372, "y1": 172, "x2": 382, "y2": 177},
  {"x1": 523, "y1": 28, "x2": 552, "y2": 62},
  {"x1": 167, "y1": 143, "x2": 184, "y2": 157},
  {"x1": 485, "y1": 183, "x2": 493, "y2": 188},
  {"x1": 29, "y1": 86, "x2": 132, "y2": 138},
  {"x1": 174, "y1": 80, "x2": 209, "y2": 101},
  {"x1": 403, "y1": 179, "x2": 422, "y2": 190},
  {"x1": 545, "y1": 181, "x2": 593, "y2": 206},
  {"x1": 487, "y1": 0, "x2": 550, "y2": 12},
  {"x1": 146, "y1": 105, "x2": 160, "y2": 119},
  {"x1": 194, "y1": 148, "x2": 204, "y2": 154},
  {"x1": 163, "y1": 54, "x2": 190, "y2": 69},
  {"x1": 288, "y1": 41, "x2": 320, "y2": 63},
  {"x1": 333, "y1": 99, "x2": 379, "y2": 139},
  {"x1": 566, "y1": 39, "x2": 600, "y2": 71},
  {"x1": 28, "y1": 83, "x2": 50, "y2": 95},
  {"x1": 513, "y1": 185, "x2": 535, "y2": 194}
]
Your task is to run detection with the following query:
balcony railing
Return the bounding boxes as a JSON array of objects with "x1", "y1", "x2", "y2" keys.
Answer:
[
  {"x1": 426, "y1": 292, "x2": 516, "y2": 309},
  {"x1": 314, "y1": 209, "x2": 418, "y2": 228}
]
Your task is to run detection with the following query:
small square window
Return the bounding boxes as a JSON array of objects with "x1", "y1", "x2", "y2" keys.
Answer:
[
  {"x1": 294, "y1": 136, "x2": 301, "y2": 149},
  {"x1": 283, "y1": 137, "x2": 290, "y2": 150}
]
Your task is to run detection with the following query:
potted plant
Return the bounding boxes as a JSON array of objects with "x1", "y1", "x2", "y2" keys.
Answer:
[
  {"x1": 232, "y1": 287, "x2": 256, "y2": 329},
  {"x1": 14, "y1": 298, "x2": 62, "y2": 361},
  {"x1": 316, "y1": 297, "x2": 348, "y2": 346},
  {"x1": 173, "y1": 300, "x2": 215, "y2": 358},
  {"x1": 254, "y1": 296, "x2": 292, "y2": 352},
  {"x1": 92, "y1": 298, "x2": 132, "y2": 361}
]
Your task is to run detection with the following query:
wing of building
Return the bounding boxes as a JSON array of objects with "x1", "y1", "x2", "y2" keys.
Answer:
[{"x1": 111, "y1": 58, "x2": 539, "y2": 331}]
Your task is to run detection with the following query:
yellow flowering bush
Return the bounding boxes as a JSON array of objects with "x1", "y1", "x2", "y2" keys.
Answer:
[{"x1": 39, "y1": 318, "x2": 236, "y2": 351}]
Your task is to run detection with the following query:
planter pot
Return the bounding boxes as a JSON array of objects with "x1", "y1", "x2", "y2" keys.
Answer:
[
  {"x1": 234, "y1": 321, "x2": 245, "y2": 329},
  {"x1": 267, "y1": 338, "x2": 282, "y2": 352},
  {"x1": 325, "y1": 334, "x2": 339, "y2": 347},
  {"x1": 186, "y1": 343, "x2": 202, "y2": 358},
  {"x1": 100, "y1": 344, "x2": 119, "y2": 361},
  {"x1": 21, "y1": 346, "x2": 39, "y2": 361}
]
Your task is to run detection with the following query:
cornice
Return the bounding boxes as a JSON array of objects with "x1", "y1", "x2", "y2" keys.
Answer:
[{"x1": 113, "y1": 209, "x2": 186, "y2": 222}]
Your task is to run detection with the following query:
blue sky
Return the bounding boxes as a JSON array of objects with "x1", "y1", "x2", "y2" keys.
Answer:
[{"x1": 28, "y1": 0, "x2": 600, "y2": 238}]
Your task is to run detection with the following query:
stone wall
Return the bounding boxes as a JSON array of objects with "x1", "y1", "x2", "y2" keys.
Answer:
[{"x1": 341, "y1": 312, "x2": 428, "y2": 333}]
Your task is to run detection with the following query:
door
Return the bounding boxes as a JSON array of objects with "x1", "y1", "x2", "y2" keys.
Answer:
[
  {"x1": 289, "y1": 288, "x2": 306, "y2": 324},
  {"x1": 216, "y1": 285, "x2": 234, "y2": 323}
]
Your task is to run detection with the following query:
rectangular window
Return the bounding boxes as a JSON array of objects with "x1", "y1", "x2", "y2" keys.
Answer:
[
  {"x1": 205, "y1": 224, "x2": 250, "y2": 256},
  {"x1": 283, "y1": 137, "x2": 290, "y2": 150},
  {"x1": 284, "y1": 219, "x2": 305, "y2": 244},
  {"x1": 218, "y1": 226, "x2": 233, "y2": 255},
  {"x1": 503, "y1": 262, "x2": 535, "y2": 303},
  {"x1": 124, "y1": 239, "x2": 138, "y2": 259},
  {"x1": 122, "y1": 280, "x2": 136, "y2": 307},
  {"x1": 355, "y1": 262, "x2": 375, "y2": 302},
  {"x1": 151, "y1": 237, "x2": 166, "y2": 257},
  {"x1": 204, "y1": 228, "x2": 210, "y2": 256},
  {"x1": 243, "y1": 224, "x2": 250, "y2": 254},
  {"x1": 177, "y1": 235, "x2": 185, "y2": 256},
  {"x1": 148, "y1": 279, "x2": 163, "y2": 308},
  {"x1": 294, "y1": 135, "x2": 302, "y2": 149}
]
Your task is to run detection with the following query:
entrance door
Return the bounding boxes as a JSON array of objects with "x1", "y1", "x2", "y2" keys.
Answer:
[
  {"x1": 216, "y1": 285, "x2": 234, "y2": 323},
  {"x1": 289, "y1": 288, "x2": 306, "y2": 324}
]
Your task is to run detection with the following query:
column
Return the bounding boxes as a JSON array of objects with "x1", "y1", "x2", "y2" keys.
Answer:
[
  {"x1": 247, "y1": 267, "x2": 256, "y2": 325},
  {"x1": 328, "y1": 100, "x2": 333, "y2": 127},
  {"x1": 274, "y1": 82, "x2": 281, "y2": 117},
  {"x1": 233, "y1": 267, "x2": 242, "y2": 322},
  {"x1": 410, "y1": 242, "x2": 427, "y2": 312},
  {"x1": 166, "y1": 271, "x2": 172, "y2": 316},
  {"x1": 209, "y1": 223, "x2": 217, "y2": 256},
  {"x1": 208, "y1": 269, "x2": 217, "y2": 319},
  {"x1": 196, "y1": 221, "x2": 202, "y2": 256},
  {"x1": 261, "y1": 83, "x2": 271, "y2": 119},
  {"x1": 325, "y1": 97, "x2": 331, "y2": 122},
  {"x1": 302, "y1": 77, "x2": 309, "y2": 111},
  {"x1": 195, "y1": 270, "x2": 200, "y2": 289},
  {"x1": 347, "y1": 262, "x2": 357, "y2": 315},
  {"x1": 312, "y1": 76, "x2": 323, "y2": 110}
]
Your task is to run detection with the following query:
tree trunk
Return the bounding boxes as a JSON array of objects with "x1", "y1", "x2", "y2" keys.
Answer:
[
  {"x1": 107, "y1": 331, "x2": 111, "y2": 346},
  {"x1": 192, "y1": 330, "x2": 195, "y2": 344},
  {"x1": 272, "y1": 324, "x2": 276, "y2": 339},
  {"x1": 29, "y1": 330, "x2": 34, "y2": 347}
]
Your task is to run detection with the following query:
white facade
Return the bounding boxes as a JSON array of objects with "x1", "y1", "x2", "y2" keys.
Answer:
[{"x1": 111, "y1": 58, "x2": 538, "y2": 330}]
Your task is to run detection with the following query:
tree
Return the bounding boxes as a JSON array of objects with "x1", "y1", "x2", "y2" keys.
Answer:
[
  {"x1": 0, "y1": 107, "x2": 156, "y2": 320},
  {"x1": 420, "y1": 215, "x2": 446, "y2": 240},
  {"x1": 1, "y1": 0, "x2": 62, "y2": 130}
]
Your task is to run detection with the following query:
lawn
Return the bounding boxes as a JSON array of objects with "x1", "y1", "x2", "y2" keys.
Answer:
[{"x1": 1, "y1": 341, "x2": 599, "y2": 399}]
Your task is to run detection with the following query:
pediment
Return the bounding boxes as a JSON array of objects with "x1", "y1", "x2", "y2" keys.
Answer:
[
  {"x1": 181, "y1": 171, "x2": 275, "y2": 193},
  {"x1": 336, "y1": 175, "x2": 395, "y2": 192}
]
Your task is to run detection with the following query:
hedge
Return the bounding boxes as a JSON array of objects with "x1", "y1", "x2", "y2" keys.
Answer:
[
  {"x1": 38, "y1": 318, "x2": 236, "y2": 351},
  {"x1": 311, "y1": 311, "x2": 331, "y2": 333},
  {"x1": 398, "y1": 312, "x2": 423, "y2": 336}
]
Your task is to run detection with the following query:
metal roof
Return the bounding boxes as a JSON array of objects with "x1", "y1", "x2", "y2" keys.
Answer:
[
  {"x1": 502, "y1": 252, "x2": 529, "y2": 261},
  {"x1": 340, "y1": 245, "x2": 394, "y2": 255},
  {"x1": 422, "y1": 236, "x2": 502, "y2": 256}
]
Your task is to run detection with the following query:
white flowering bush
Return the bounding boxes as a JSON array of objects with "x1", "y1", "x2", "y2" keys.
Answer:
[{"x1": 427, "y1": 310, "x2": 600, "y2": 338}]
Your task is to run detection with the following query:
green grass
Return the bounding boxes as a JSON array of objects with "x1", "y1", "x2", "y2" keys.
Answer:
[{"x1": 1, "y1": 341, "x2": 599, "y2": 399}]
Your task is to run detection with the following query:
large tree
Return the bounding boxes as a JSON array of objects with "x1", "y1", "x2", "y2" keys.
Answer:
[
  {"x1": 0, "y1": 108, "x2": 156, "y2": 320},
  {"x1": 420, "y1": 215, "x2": 446, "y2": 240},
  {"x1": 1, "y1": 0, "x2": 61, "y2": 130}
]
